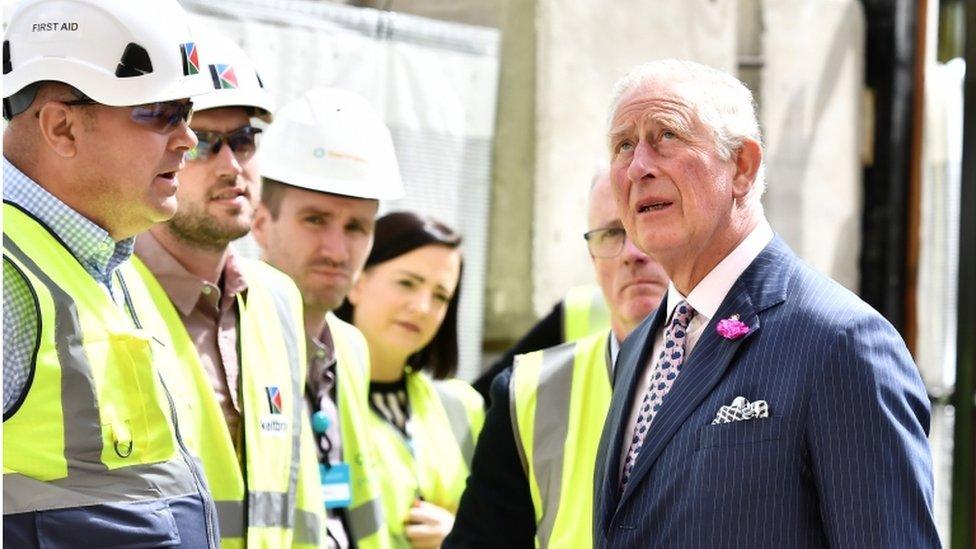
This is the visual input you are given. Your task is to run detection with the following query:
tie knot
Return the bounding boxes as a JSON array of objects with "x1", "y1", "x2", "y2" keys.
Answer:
[{"x1": 670, "y1": 300, "x2": 695, "y2": 329}]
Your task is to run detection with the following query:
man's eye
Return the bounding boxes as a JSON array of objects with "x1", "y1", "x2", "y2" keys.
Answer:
[
  {"x1": 616, "y1": 140, "x2": 634, "y2": 153},
  {"x1": 661, "y1": 130, "x2": 677, "y2": 140},
  {"x1": 600, "y1": 228, "x2": 625, "y2": 243},
  {"x1": 397, "y1": 279, "x2": 415, "y2": 289},
  {"x1": 303, "y1": 216, "x2": 324, "y2": 226}
]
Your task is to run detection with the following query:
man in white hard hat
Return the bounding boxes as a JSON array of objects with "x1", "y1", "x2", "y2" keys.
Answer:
[
  {"x1": 252, "y1": 88, "x2": 404, "y2": 549},
  {"x1": 127, "y1": 28, "x2": 325, "y2": 548},
  {"x1": 2, "y1": 0, "x2": 220, "y2": 547}
]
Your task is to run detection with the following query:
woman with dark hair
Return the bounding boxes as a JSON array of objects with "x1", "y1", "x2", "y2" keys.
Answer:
[{"x1": 336, "y1": 211, "x2": 484, "y2": 548}]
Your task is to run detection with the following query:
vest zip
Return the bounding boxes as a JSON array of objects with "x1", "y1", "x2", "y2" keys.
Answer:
[
  {"x1": 157, "y1": 372, "x2": 220, "y2": 548},
  {"x1": 119, "y1": 272, "x2": 219, "y2": 548}
]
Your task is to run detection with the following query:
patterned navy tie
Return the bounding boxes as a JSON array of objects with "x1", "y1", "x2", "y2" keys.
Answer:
[{"x1": 621, "y1": 300, "x2": 696, "y2": 490}]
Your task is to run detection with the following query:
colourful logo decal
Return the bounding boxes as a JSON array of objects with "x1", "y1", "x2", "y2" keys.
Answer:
[
  {"x1": 180, "y1": 42, "x2": 200, "y2": 76},
  {"x1": 212, "y1": 63, "x2": 238, "y2": 90},
  {"x1": 265, "y1": 386, "x2": 283, "y2": 415}
]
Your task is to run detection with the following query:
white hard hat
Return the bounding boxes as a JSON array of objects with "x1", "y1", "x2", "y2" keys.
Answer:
[
  {"x1": 188, "y1": 25, "x2": 274, "y2": 122},
  {"x1": 259, "y1": 88, "x2": 405, "y2": 200},
  {"x1": 3, "y1": 0, "x2": 210, "y2": 117}
]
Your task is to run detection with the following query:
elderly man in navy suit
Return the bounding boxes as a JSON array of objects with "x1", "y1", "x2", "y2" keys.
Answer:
[{"x1": 593, "y1": 59, "x2": 940, "y2": 548}]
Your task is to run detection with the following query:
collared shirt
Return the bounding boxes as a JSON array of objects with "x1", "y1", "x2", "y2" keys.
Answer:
[
  {"x1": 620, "y1": 220, "x2": 774, "y2": 475},
  {"x1": 135, "y1": 231, "x2": 248, "y2": 449},
  {"x1": 3, "y1": 157, "x2": 135, "y2": 413},
  {"x1": 610, "y1": 333, "x2": 621, "y2": 369},
  {"x1": 307, "y1": 322, "x2": 350, "y2": 549}
]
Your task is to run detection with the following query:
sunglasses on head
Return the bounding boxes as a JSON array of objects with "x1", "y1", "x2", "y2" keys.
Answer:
[
  {"x1": 63, "y1": 96, "x2": 194, "y2": 134},
  {"x1": 185, "y1": 126, "x2": 263, "y2": 163}
]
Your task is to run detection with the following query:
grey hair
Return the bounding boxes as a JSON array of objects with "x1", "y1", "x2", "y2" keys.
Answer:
[{"x1": 608, "y1": 59, "x2": 766, "y2": 203}]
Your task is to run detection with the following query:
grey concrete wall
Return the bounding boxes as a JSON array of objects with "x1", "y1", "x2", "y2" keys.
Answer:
[
  {"x1": 761, "y1": 0, "x2": 865, "y2": 292},
  {"x1": 483, "y1": 0, "x2": 540, "y2": 341},
  {"x1": 531, "y1": 0, "x2": 738, "y2": 314}
]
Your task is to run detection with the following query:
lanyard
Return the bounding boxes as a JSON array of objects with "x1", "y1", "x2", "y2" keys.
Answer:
[{"x1": 307, "y1": 385, "x2": 337, "y2": 469}]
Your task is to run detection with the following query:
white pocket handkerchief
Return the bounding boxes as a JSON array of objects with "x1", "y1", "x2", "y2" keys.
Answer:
[{"x1": 711, "y1": 396, "x2": 769, "y2": 425}]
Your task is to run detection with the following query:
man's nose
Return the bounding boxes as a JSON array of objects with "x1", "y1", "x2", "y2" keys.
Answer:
[
  {"x1": 213, "y1": 143, "x2": 244, "y2": 178},
  {"x1": 626, "y1": 142, "x2": 657, "y2": 183},
  {"x1": 620, "y1": 236, "x2": 647, "y2": 265},
  {"x1": 317, "y1": 229, "x2": 351, "y2": 264},
  {"x1": 170, "y1": 120, "x2": 197, "y2": 152}
]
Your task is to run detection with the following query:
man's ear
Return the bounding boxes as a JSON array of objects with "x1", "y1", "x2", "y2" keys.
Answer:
[
  {"x1": 252, "y1": 203, "x2": 270, "y2": 251},
  {"x1": 37, "y1": 102, "x2": 80, "y2": 158},
  {"x1": 731, "y1": 138, "x2": 762, "y2": 200}
]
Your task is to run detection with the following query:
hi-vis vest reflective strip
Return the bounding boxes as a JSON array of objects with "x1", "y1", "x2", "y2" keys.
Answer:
[
  {"x1": 563, "y1": 285, "x2": 611, "y2": 343},
  {"x1": 370, "y1": 373, "x2": 485, "y2": 546},
  {"x1": 1, "y1": 203, "x2": 216, "y2": 546},
  {"x1": 129, "y1": 256, "x2": 324, "y2": 548},
  {"x1": 511, "y1": 331, "x2": 612, "y2": 548},
  {"x1": 327, "y1": 313, "x2": 393, "y2": 549}
]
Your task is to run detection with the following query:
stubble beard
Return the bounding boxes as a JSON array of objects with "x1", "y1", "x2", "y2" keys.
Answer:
[
  {"x1": 304, "y1": 282, "x2": 348, "y2": 314},
  {"x1": 167, "y1": 202, "x2": 252, "y2": 253}
]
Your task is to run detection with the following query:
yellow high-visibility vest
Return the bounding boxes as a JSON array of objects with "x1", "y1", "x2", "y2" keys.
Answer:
[
  {"x1": 563, "y1": 285, "x2": 611, "y2": 343},
  {"x1": 130, "y1": 256, "x2": 324, "y2": 548},
  {"x1": 369, "y1": 372, "x2": 484, "y2": 546},
  {"x1": 511, "y1": 331, "x2": 612, "y2": 548},
  {"x1": 326, "y1": 313, "x2": 393, "y2": 549},
  {"x1": 2, "y1": 202, "x2": 218, "y2": 546}
]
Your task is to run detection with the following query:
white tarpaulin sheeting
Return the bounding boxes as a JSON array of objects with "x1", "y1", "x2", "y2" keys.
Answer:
[
  {"x1": 918, "y1": 58, "x2": 964, "y2": 395},
  {"x1": 182, "y1": 0, "x2": 500, "y2": 380}
]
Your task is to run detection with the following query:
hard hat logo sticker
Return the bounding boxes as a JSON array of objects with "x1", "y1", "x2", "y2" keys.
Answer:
[
  {"x1": 209, "y1": 63, "x2": 238, "y2": 90},
  {"x1": 311, "y1": 147, "x2": 367, "y2": 164},
  {"x1": 180, "y1": 42, "x2": 200, "y2": 76}
]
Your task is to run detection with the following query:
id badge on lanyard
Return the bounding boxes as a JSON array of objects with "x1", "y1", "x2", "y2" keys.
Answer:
[{"x1": 320, "y1": 462, "x2": 352, "y2": 509}]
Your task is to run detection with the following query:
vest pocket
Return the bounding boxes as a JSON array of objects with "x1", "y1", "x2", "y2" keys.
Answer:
[
  {"x1": 91, "y1": 331, "x2": 177, "y2": 469},
  {"x1": 35, "y1": 499, "x2": 181, "y2": 548}
]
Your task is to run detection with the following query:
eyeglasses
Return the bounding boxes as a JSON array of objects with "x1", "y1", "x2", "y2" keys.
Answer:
[
  {"x1": 584, "y1": 226, "x2": 627, "y2": 258},
  {"x1": 64, "y1": 97, "x2": 195, "y2": 134},
  {"x1": 185, "y1": 126, "x2": 263, "y2": 163}
]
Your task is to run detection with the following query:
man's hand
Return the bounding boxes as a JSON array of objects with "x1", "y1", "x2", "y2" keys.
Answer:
[{"x1": 404, "y1": 499, "x2": 455, "y2": 549}]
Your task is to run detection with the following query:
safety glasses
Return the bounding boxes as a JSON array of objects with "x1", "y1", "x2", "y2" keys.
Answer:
[
  {"x1": 185, "y1": 126, "x2": 263, "y2": 163},
  {"x1": 64, "y1": 97, "x2": 195, "y2": 134}
]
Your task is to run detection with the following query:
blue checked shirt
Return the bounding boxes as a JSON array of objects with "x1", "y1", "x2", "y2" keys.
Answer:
[{"x1": 3, "y1": 158, "x2": 135, "y2": 414}]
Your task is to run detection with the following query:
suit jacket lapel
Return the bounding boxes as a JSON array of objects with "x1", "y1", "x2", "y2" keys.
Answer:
[
  {"x1": 614, "y1": 236, "x2": 795, "y2": 512},
  {"x1": 597, "y1": 302, "x2": 667, "y2": 528},
  {"x1": 616, "y1": 281, "x2": 760, "y2": 509}
]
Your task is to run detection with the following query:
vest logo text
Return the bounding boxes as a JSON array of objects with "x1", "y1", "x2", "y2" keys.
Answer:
[{"x1": 260, "y1": 414, "x2": 289, "y2": 437}]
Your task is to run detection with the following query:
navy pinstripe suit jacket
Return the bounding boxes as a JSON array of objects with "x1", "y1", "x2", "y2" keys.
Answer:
[{"x1": 593, "y1": 237, "x2": 940, "y2": 548}]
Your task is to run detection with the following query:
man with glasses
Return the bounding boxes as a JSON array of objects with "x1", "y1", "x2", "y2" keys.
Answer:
[
  {"x1": 445, "y1": 168, "x2": 668, "y2": 547},
  {"x1": 129, "y1": 29, "x2": 325, "y2": 548},
  {"x1": 2, "y1": 0, "x2": 220, "y2": 546}
]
